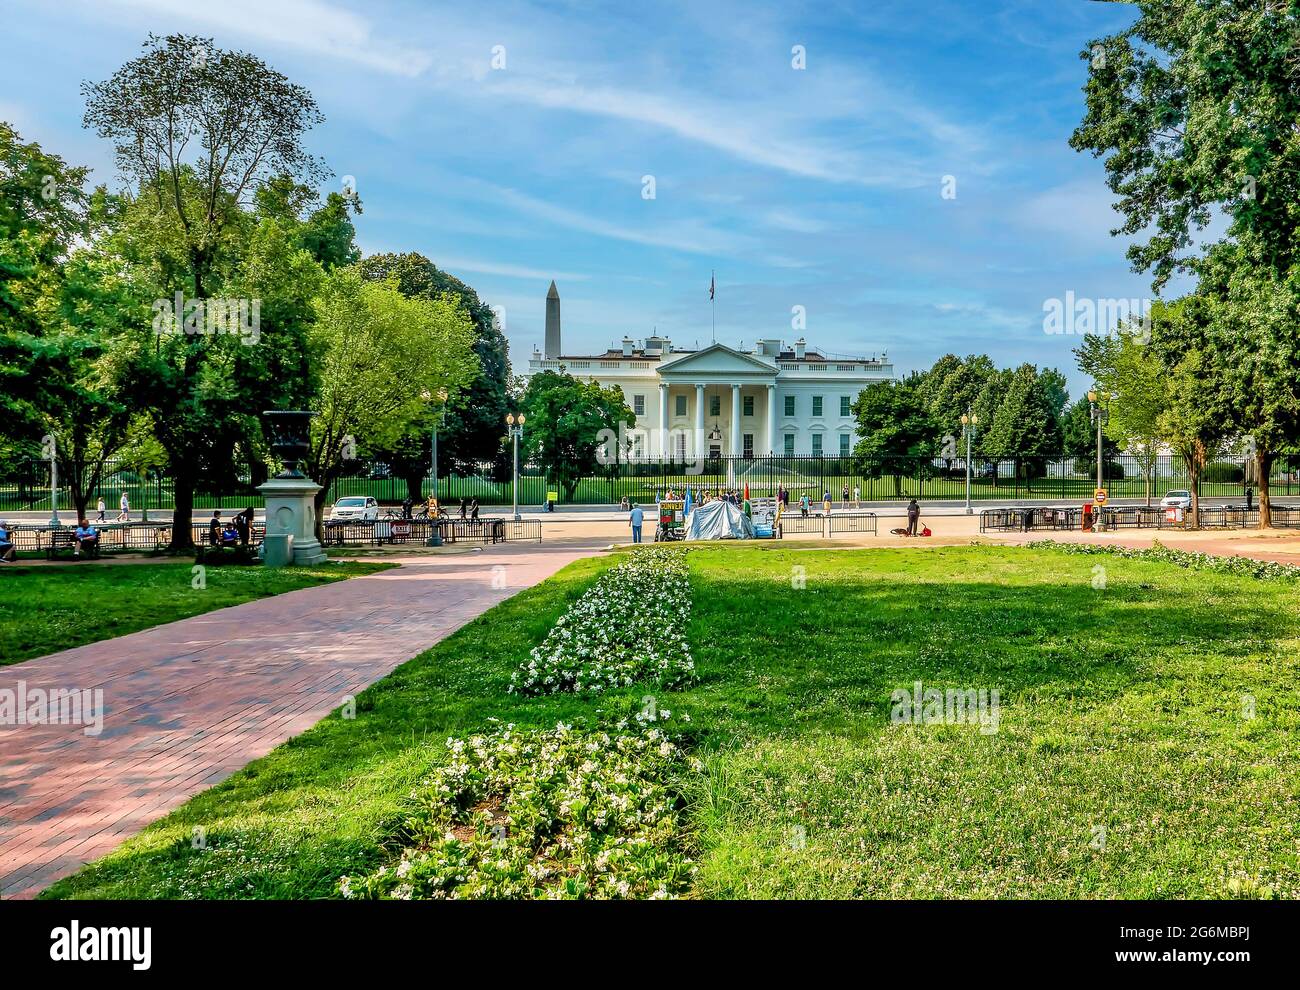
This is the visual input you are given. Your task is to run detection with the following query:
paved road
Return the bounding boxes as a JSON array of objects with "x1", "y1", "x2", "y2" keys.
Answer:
[{"x1": 0, "y1": 542, "x2": 601, "y2": 899}]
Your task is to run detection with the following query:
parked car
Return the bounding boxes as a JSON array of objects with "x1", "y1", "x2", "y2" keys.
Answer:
[
  {"x1": 329, "y1": 496, "x2": 379, "y2": 521},
  {"x1": 1161, "y1": 489, "x2": 1193, "y2": 510}
]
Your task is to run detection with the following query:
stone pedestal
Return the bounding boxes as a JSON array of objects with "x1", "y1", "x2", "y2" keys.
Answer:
[{"x1": 258, "y1": 477, "x2": 328, "y2": 566}]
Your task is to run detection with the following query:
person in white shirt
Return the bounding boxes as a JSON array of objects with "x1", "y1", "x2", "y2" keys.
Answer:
[
  {"x1": 853, "y1": 485, "x2": 861, "y2": 509},
  {"x1": 96, "y1": 496, "x2": 106, "y2": 522},
  {"x1": 117, "y1": 492, "x2": 129, "y2": 521}
]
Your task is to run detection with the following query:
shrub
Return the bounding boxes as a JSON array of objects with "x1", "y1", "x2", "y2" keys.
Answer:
[{"x1": 1203, "y1": 461, "x2": 1245, "y2": 484}]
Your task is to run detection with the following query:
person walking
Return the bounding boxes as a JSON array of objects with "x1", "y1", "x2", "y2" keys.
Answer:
[
  {"x1": 629, "y1": 502, "x2": 644, "y2": 544},
  {"x1": 853, "y1": 485, "x2": 861, "y2": 509},
  {"x1": 800, "y1": 493, "x2": 810, "y2": 517},
  {"x1": 470, "y1": 497, "x2": 480, "y2": 521},
  {"x1": 906, "y1": 498, "x2": 920, "y2": 536},
  {"x1": 117, "y1": 491, "x2": 130, "y2": 522},
  {"x1": 96, "y1": 496, "x2": 106, "y2": 522},
  {"x1": 459, "y1": 497, "x2": 468, "y2": 520}
]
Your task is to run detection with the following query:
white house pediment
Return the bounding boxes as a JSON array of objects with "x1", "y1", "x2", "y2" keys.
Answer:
[{"x1": 656, "y1": 344, "x2": 777, "y2": 380}]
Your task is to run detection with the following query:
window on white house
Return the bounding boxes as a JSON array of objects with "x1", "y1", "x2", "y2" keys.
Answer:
[
  {"x1": 812, "y1": 396, "x2": 823, "y2": 417},
  {"x1": 743, "y1": 434, "x2": 753, "y2": 457},
  {"x1": 812, "y1": 434, "x2": 823, "y2": 455},
  {"x1": 675, "y1": 394, "x2": 686, "y2": 416},
  {"x1": 784, "y1": 395, "x2": 795, "y2": 416},
  {"x1": 840, "y1": 395, "x2": 851, "y2": 417},
  {"x1": 743, "y1": 395, "x2": 754, "y2": 417},
  {"x1": 840, "y1": 433, "x2": 851, "y2": 456},
  {"x1": 710, "y1": 395, "x2": 720, "y2": 417},
  {"x1": 633, "y1": 394, "x2": 645, "y2": 416},
  {"x1": 784, "y1": 433, "x2": 795, "y2": 456}
]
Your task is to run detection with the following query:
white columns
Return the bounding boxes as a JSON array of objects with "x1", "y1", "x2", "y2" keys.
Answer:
[
  {"x1": 766, "y1": 384, "x2": 777, "y2": 455},
  {"x1": 695, "y1": 384, "x2": 705, "y2": 457},
  {"x1": 658, "y1": 383, "x2": 669, "y2": 457},
  {"x1": 730, "y1": 384, "x2": 741, "y2": 456}
]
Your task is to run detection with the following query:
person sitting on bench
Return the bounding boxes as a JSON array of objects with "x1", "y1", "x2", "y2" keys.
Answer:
[
  {"x1": 0, "y1": 521, "x2": 15, "y2": 562},
  {"x1": 74, "y1": 518, "x2": 100, "y2": 557},
  {"x1": 221, "y1": 521, "x2": 240, "y2": 546}
]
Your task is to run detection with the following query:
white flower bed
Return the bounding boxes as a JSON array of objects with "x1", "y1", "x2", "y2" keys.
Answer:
[
  {"x1": 509, "y1": 546, "x2": 695, "y2": 695},
  {"x1": 339, "y1": 713, "x2": 699, "y2": 900}
]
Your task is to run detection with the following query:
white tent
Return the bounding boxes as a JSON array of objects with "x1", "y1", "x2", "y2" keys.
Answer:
[{"x1": 684, "y1": 499, "x2": 755, "y2": 541}]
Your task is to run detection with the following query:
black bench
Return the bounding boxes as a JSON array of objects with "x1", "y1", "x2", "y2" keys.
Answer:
[{"x1": 46, "y1": 529, "x2": 99, "y2": 560}]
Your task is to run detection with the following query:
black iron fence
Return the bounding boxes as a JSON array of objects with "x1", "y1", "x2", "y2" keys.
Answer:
[
  {"x1": 7, "y1": 453, "x2": 1300, "y2": 511},
  {"x1": 980, "y1": 504, "x2": 1300, "y2": 533},
  {"x1": 321, "y1": 517, "x2": 541, "y2": 547}
]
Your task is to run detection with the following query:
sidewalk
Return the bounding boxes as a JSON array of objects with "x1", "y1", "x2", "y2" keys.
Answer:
[{"x1": 0, "y1": 542, "x2": 601, "y2": 899}]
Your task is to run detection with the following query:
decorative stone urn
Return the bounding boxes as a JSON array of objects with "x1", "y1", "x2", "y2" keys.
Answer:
[{"x1": 258, "y1": 410, "x2": 327, "y2": 566}]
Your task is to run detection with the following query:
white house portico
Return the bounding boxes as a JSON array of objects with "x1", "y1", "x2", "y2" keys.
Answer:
[{"x1": 526, "y1": 283, "x2": 894, "y2": 458}]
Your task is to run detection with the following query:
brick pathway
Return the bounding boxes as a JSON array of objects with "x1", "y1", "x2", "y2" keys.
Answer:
[{"x1": 0, "y1": 543, "x2": 600, "y2": 898}]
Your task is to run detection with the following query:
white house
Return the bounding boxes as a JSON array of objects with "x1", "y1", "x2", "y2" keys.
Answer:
[{"x1": 526, "y1": 282, "x2": 894, "y2": 458}]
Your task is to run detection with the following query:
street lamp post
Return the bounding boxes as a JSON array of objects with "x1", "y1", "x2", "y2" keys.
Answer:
[
  {"x1": 423, "y1": 388, "x2": 449, "y2": 547},
  {"x1": 960, "y1": 410, "x2": 979, "y2": 515},
  {"x1": 506, "y1": 412, "x2": 525, "y2": 522},
  {"x1": 1087, "y1": 389, "x2": 1109, "y2": 492},
  {"x1": 46, "y1": 436, "x2": 60, "y2": 528}
]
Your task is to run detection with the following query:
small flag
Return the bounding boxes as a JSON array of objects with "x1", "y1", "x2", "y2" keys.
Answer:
[
  {"x1": 743, "y1": 482, "x2": 749, "y2": 501},
  {"x1": 709, "y1": 273, "x2": 715, "y2": 300}
]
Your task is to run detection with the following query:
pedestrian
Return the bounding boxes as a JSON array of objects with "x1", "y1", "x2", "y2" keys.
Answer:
[
  {"x1": 459, "y1": 497, "x2": 467, "y2": 520},
  {"x1": 629, "y1": 502, "x2": 644, "y2": 543},
  {"x1": 800, "y1": 493, "x2": 810, "y2": 517},
  {"x1": 96, "y1": 496, "x2": 106, "y2": 522},
  {"x1": 842, "y1": 484, "x2": 850, "y2": 504},
  {"x1": 853, "y1": 484, "x2": 861, "y2": 509},
  {"x1": 822, "y1": 491, "x2": 832, "y2": 516},
  {"x1": 781, "y1": 486, "x2": 790, "y2": 508},
  {"x1": 208, "y1": 510, "x2": 222, "y2": 546},
  {"x1": 117, "y1": 491, "x2": 130, "y2": 522},
  {"x1": 1246, "y1": 487, "x2": 1254, "y2": 511},
  {"x1": 907, "y1": 498, "x2": 920, "y2": 536},
  {"x1": 470, "y1": 497, "x2": 479, "y2": 521}
]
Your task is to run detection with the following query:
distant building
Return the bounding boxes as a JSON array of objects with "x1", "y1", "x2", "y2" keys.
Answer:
[{"x1": 526, "y1": 282, "x2": 893, "y2": 457}]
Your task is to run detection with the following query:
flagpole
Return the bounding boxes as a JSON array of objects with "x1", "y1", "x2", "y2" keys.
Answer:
[{"x1": 711, "y1": 269, "x2": 716, "y2": 344}]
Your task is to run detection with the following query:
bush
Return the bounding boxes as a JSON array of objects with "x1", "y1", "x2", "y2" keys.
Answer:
[{"x1": 1203, "y1": 461, "x2": 1245, "y2": 484}]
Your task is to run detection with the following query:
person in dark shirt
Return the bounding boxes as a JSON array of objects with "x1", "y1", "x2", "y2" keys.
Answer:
[
  {"x1": 459, "y1": 497, "x2": 468, "y2": 520},
  {"x1": 470, "y1": 497, "x2": 480, "y2": 521},
  {"x1": 208, "y1": 511, "x2": 223, "y2": 546},
  {"x1": 907, "y1": 498, "x2": 920, "y2": 536}
]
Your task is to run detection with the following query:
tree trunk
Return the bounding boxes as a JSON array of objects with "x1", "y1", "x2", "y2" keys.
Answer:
[
  {"x1": 1257, "y1": 447, "x2": 1274, "y2": 529},
  {"x1": 170, "y1": 476, "x2": 195, "y2": 550}
]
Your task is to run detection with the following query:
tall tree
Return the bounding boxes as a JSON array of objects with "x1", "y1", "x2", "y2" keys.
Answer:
[
  {"x1": 305, "y1": 269, "x2": 478, "y2": 536},
  {"x1": 851, "y1": 379, "x2": 941, "y2": 498},
  {"x1": 518, "y1": 370, "x2": 634, "y2": 502},
  {"x1": 82, "y1": 34, "x2": 329, "y2": 547},
  {"x1": 980, "y1": 364, "x2": 1063, "y2": 485},
  {"x1": 357, "y1": 253, "x2": 510, "y2": 482},
  {"x1": 1072, "y1": 1, "x2": 1300, "y2": 525}
]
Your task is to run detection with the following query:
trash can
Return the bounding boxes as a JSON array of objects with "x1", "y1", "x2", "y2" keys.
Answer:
[{"x1": 1081, "y1": 501, "x2": 1094, "y2": 532}]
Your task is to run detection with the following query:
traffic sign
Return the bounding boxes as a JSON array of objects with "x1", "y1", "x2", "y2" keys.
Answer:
[{"x1": 1094, "y1": 488, "x2": 1108, "y2": 505}]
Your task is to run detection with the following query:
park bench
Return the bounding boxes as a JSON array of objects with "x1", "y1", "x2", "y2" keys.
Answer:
[{"x1": 46, "y1": 529, "x2": 98, "y2": 560}]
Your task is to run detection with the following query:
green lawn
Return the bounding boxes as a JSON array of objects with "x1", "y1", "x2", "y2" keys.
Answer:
[
  {"x1": 0, "y1": 560, "x2": 393, "y2": 667},
  {"x1": 43, "y1": 545, "x2": 1300, "y2": 899}
]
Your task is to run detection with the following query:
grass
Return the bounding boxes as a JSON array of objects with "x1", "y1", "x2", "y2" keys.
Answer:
[
  {"x1": 42, "y1": 545, "x2": 1300, "y2": 899},
  {"x1": 0, "y1": 560, "x2": 393, "y2": 667}
]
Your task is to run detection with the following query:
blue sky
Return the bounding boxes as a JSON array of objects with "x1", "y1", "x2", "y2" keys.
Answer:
[{"x1": 1, "y1": 0, "x2": 1159, "y2": 398}]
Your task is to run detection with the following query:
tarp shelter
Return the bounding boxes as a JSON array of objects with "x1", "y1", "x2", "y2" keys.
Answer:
[{"x1": 684, "y1": 498, "x2": 755, "y2": 541}]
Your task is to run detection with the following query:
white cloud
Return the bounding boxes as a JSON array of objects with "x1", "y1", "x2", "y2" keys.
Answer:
[{"x1": 103, "y1": 0, "x2": 431, "y2": 76}]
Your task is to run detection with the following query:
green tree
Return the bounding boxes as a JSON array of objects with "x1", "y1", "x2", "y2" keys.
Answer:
[
  {"x1": 851, "y1": 379, "x2": 941, "y2": 498},
  {"x1": 518, "y1": 370, "x2": 634, "y2": 502},
  {"x1": 1072, "y1": 1, "x2": 1300, "y2": 525},
  {"x1": 357, "y1": 253, "x2": 510, "y2": 485},
  {"x1": 980, "y1": 364, "x2": 1063, "y2": 485},
  {"x1": 81, "y1": 34, "x2": 330, "y2": 547},
  {"x1": 305, "y1": 269, "x2": 478, "y2": 535}
]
